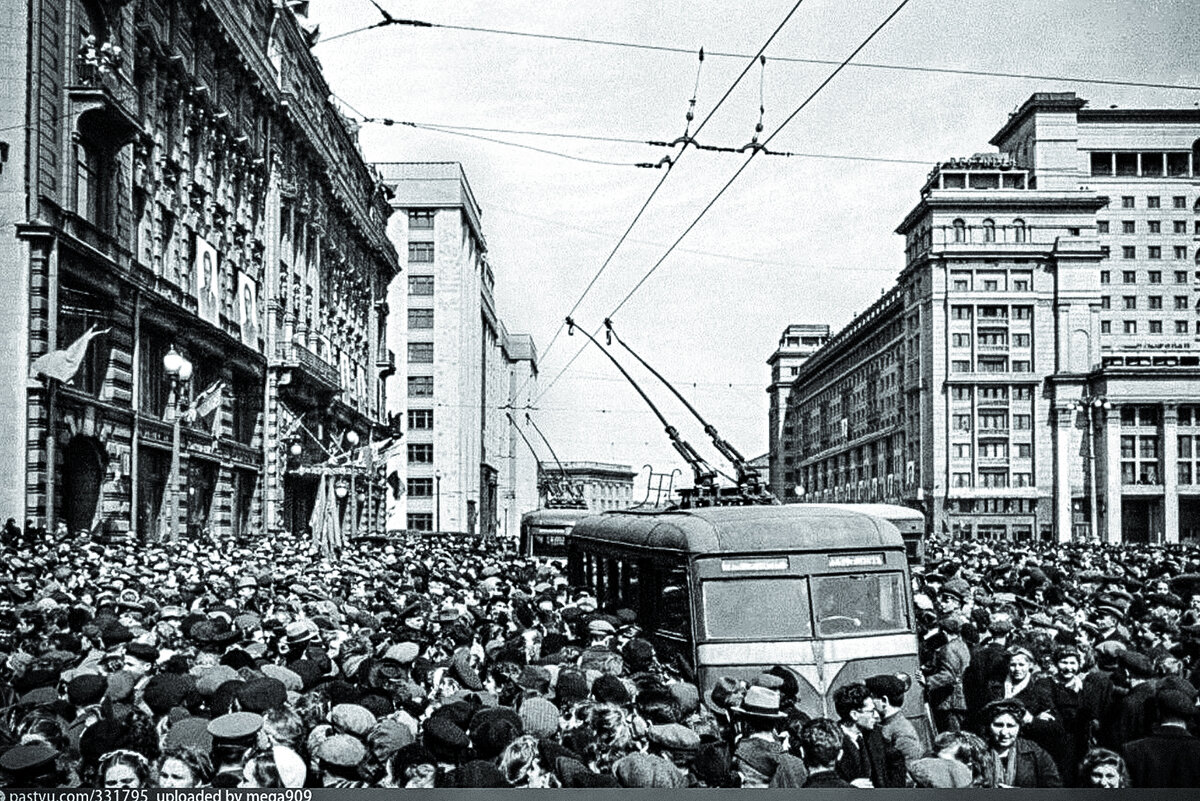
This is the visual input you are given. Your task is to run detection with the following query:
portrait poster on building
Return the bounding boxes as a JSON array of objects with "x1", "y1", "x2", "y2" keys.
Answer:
[
  {"x1": 194, "y1": 234, "x2": 220, "y2": 327},
  {"x1": 237, "y1": 270, "x2": 260, "y2": 348}
]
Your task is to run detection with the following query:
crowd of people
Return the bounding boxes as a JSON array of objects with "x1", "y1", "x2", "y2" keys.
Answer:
[{"x1": 1, "y1": 514, "x2": 1199, "y2": 789}]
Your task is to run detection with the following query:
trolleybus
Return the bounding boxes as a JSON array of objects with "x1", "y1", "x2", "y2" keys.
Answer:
[
  {"x1": 800, "y1": 503, "x2": 926, "y2": 565},
  {"x1": 520, "y1": 506, "x2": 595, "y2": 559},
  {"x1": 568, "y1": 504, "x2": 931, "y2": 744}
]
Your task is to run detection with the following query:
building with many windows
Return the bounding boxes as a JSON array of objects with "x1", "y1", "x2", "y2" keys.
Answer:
[
  {"x1": 1, "y1": 0, "x2": 397, "y2": 541},
  {"x1": 539, "y1": 462, "x2": 637, "y2": 511},
  {"x1": 780, "y1": 93, "x2": 1200, "y2": 543},
  {"x1": 379, "y1": 162, "x2": 539, "y2": 540},
  {"x1": 767, "y1": 324, "x2": 830, "y2": 500}
]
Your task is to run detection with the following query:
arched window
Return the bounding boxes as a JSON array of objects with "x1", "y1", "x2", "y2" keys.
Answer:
[
  {"x1": 1013, "y1": 219, "x2": 1027, "y2": 243},
  {"x1": 982, "y1": 219, "x2": 996, "y2": 243},
  {"x1": 953, "y1": 218, "x2": 966, "y2": 243}
]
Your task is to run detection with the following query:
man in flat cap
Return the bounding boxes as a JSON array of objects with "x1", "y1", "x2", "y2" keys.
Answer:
[{"x1": 865, "y1": 674, "x2": 921, "y2": 778}]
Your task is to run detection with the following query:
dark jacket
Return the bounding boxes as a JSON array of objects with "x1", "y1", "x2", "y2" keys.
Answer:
[
  {"x1": 1122, "y1": 725, "x2": 1200, "y2": 788},
  {"x1": 1109, "y1": 680, "x2": 1156, "y2": 747},
  {"x1": 925, "y1": 637, "x2": 970, "y2": 712},
  {"x1": 803, "y1": 770, "x2": 853, "y2": 788},
  {"x1": 836, "y1": 728, "x2": 887, "y2": 787},
  {"x1": 988, "y1": 738, "x2": 1062, "y2": 788},
  {"x1": 984, "y1": 676, "x2": 1067, "y2": 766}
]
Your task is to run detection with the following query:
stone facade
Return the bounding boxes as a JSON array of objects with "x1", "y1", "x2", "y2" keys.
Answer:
[
  {"x1": 780, "y1": 93, "x2": 1200, "y2": 543},
  {"x1": 3, "y1": 0, "x2": 397, "y2": 540}
]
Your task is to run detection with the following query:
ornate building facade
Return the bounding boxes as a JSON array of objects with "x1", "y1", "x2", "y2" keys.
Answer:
[
  {"x1": 2, "y1": 0, "x2": 397, "y2": 540},
  {"x1": 779, "y1": 93, "x2": 1200, "y2": 543}
]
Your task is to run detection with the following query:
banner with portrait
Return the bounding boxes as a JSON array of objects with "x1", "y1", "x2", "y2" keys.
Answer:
[
  {"x1": 237, "y1": 269, "x2": 260, "y2": 349},
  {"x1": 194, "y1": 234, "x2": 220, "y2": 327}
]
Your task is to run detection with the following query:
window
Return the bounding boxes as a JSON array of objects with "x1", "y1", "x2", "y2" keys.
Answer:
[
  {"x1": 408, "y1": 242, "x2": 434, "y2": 263},
  {"x1": 811, "y1": 573, "x2": 908, "y2": 637},
  {"x1": 1101, "y1": 320, "x2": 1111, "y2": 333},
  {"x1": 1100, "y1": 270, "x2": 1110, "y2": 284},
  {"x1": 1174, "y1": 196, "x2": 1187, "y2": 209},
  {"x1": 408, "y1": 275, "x2": 434, "y2": 295},
  {"x1": 1149, "y1": 271, "x2": 1162, "y2": 284},
  {"x1": 1013, "y1": 333, "x2": 1030, "y2": 347},
  {"x1": 1090, "y1": 152, "x2": 1112, "y2": 176},
  {"x1": 407, "y1": 443, "x2": 434, "y2": 464},
  {"x1": 953, "y1": 219, "x2": 966, "y2": 242},
  {"x1": 407, "y1": 376, "x2": 433, "y2": 397},
  {"x1": 953, "y1": 279, "x2": 970, "y2": 291},
  {"x1": 1013, "y1": 219, "x2": 1026, "y2": 243},
  {"x1": 1012, "y1": 360, "x2": 1032, "y2": 373},
  {"x1": 76, "y1": 140, "x2": 104, "y2": 224},
  {"x1": 407, "y1": 477, "x2": 434, "y2": 497},
  {"x1": 1097, "y1": 221, "x2": 1110, "y2": 234},
  {"x1": 951, "y1": 305, "x2": 972, "y2": 320},
  {"x1": 951, "y1": 360, "x2": 972, "y2": 373},
  {"x1": 1013, "y1": 473, "x2": 1033, "y2": 487},
  {"x1": 1123, "y1": 246, "x2": 1137, "y2": 260},
  {"x1": 1122, "y1": 196, "x2": 1135, "y2": 208},
  {"x1": 1175, "y1": 221, "x2": 1188, "y2": 234},
  {"x1": 1012, "y1": 306, "x2": 1032, "y2": 320},
  {"x1": 979, "y1": 442, "x2": 1007, "y2": 458},
  {"x1": 1123, "y1": 221, "x2": 1136, "y2": 234},
  {"x1": 952, "y1": 473, "x2": 973, "y2": 488},
  {"x1": 978, "y1": 357, "x2": 1008, "y2": 374},
  {"x1": 983, "y1": 279, "x2": 999, "y2": 291},
  {"x1": 1149, "y1": 221, "x2": 1161, "y2": 234},
  {"x1": 1176, "y1": 271, "x2": 1189, "y2": 284},
  {"x1": 408, "y1": 342, "x2": 433, "y2": 363},
  {"x1": 1124, "y1": 320, "x2": 1137, "y2": 334},
  {"x1": 1013, "y1": 414, "x2": 1032, "y2": 430},
  {"x1": 951, "y1": 386, "x2": 972, "y2": 401},
  {"x1": 1016, "y1": 443, "x2": 1032, "y2": 458},
  {"x1": 981, "y1": 386, "x2": 1008, "y2": 401},
  {"x1": 1149, "y1": 296, "x2": 1162, "y2": 309},
  {"x1": 953, "y1": 414, "x2": 972, "y2": 431},
  {"x1": 1177, "y1": 320, "x2": 1190, "y2": 334},
  {"x1": 407, "y1": 513, "x2": 433, "y2": 532},
  {"x1": 953, "y1": 443, "x2": 972, "y2": 458},
  {"x1": 1100, "y1": 246, "x2": 1110, "y2": 258},
  {"x1": 1013, "y1": 278, "x2": 1030, "y2": 292},
  {"x1": 1149, "y1": 320, "x2": 1163, "y2": 334},
  {"x1": 1149, "y1": 246, "x2": 1162, "y2": 260},
  {"x1": 982, "y1": 219, "x2": 996, "y2": 243},
  {"x1": 408, "y1": 308, "x2": 434, "y2": 329},
  {"x1": 980, "y1": 471, "x2": 1009, "y2": 488},
  {"x1": 1175, "y1": 246, "x2": 1188, "y2": 260},
  {"x1": 952, "y1": 333, "x2": 971, "y2": 347},
  {"x1": 1148, "y1": 196, "x2": 1161, "y2": 209},
  {"x1": 1122, "y1": 270, "x2": 1136, "y2": 283},
  {"x1": 1175, "y1": 296, "x2": 1189, "y2": 310},
  {"x1": 702, "y1": 578, "x2": 812, "y2": 640},
  {"x1": 408, "y1": 210, "x2": 434, "y2": 229},
  {"x1": 408, "y1": 409, "x2": 433, "y2": 429},
  {"x1": 979, "y1": 411, "x2": 1008, "y2": 430},
  {"x1": 1100, "y1": 296, "x2": 1111, "y2": 309},
  {"x1": 1123, "y1": 296, "x2": 1137, "y2": 310},
  {"x1": 1068, "y1": 228, "x2": 1081, "y2": 237}
]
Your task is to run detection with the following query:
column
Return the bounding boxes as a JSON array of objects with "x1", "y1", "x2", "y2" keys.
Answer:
[
  {"x1": 1102, "y1": 405, "x2": 1122, "y2": 543},
  {"x1": 1053, "y1": 406, "x2": 1074, "y2": 543},
  {"x1": 1164, "y1": 405, "x2": 1179, "y2": 543}
]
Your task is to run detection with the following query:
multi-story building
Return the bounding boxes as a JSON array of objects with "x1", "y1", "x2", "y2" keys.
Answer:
[
  {"x1": 2, "y1": 0, "x2": 397, "y2": 541},
  {"x1": 784, "y1": 93, "x2": 1200, "y2": 543},
  {"x1": 766, "y1": 324, "x2": 829, "y2": 499},
  {"x1": 540, "y1": 462, "x2": 636, "y2": 511},
  {"x1": 380, "y1": 162, "x2": 539, "y2": 539}
]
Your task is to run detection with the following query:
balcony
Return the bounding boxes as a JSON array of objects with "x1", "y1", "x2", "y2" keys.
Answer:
[
  {"x1": 68, "y1": 56, "x2": 141, "y2": 148},
  {"x1": 272, "y1": 341, "x2": 340, "y2": 396},
  {"x1": 376, "y1": 347, "x2": 396, "y2": 377}
]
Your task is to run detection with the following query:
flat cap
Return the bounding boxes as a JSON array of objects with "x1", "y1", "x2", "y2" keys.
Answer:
[
  {"x1": 0, "y1": 743, "x2": 59, "y2": 775},
  {"x1": 260, "y1": 664, "x2": 303, "y2": 693},
  {"x1": 382, "y1": 642, "x2": 419, "y2": 664},
  {"x1": 587, "y1": 618, "x2": 616, "y2": 636},
  {"x1": 237, "y1": 677, "x2": 288, "y2": 713},
  {"x1": 314, "y1": 733, "x2": 367, "y2": 768},
  {"x1": 647, "y1": 723, "x2": 700, "y2": 753},
  {"x1": 330, "y1": 703, "x2": 377, "y2": 739}
]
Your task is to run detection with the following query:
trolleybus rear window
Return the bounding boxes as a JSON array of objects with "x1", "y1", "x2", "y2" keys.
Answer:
[
  {"x1": 701, "y1": 578, "x2": 813, "y2": 640},
  {"x1": 812, "y1": 572, "x2": 908, "y2": 636}
]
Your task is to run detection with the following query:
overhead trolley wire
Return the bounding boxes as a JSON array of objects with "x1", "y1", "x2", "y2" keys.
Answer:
[
  {"x1": 315, "y1": 8, "x2": 1200, "y2": 93},
  {"x1": 532, "y1": 0, "x2": 917, "y2": 407}
]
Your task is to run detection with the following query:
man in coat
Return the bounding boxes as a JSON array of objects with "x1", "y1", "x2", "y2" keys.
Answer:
[
  {"x1": 1122, "y1": 687, "x2": 1200, "y2": 787},
  {"x1": 922, "y1": 615, "x2": 971, "y2": 732}
]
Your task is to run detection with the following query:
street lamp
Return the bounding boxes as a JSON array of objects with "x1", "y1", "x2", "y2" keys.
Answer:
[
  {"x1": 162, "y1": 345, "x2": 193, "y2": 541},
  {"x1": 434, "y1": 469, "x2": 442, "y2": 534},
  {"x1": 1074, "y1": 395, "x2": 1111, "y2": 543}
]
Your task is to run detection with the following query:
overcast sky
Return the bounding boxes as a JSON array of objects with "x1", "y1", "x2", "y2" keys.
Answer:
[{"x1": 306, "y1": 0, "x2": 1199, "y2": 498}]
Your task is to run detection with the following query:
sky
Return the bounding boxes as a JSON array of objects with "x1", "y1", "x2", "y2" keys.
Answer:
[{"x1": 305, "y1": 0, "x2": 1199, "y2": 499}]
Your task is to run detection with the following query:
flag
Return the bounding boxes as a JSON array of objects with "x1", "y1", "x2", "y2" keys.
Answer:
[
  {"x1": 29, "y1": 326, "x2": 110, "y2": 383},
  {"x1": 185, "y1": 380, "x2": 225, "y2": 426}
]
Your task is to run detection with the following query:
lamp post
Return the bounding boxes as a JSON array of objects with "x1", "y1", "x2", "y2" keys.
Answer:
[
  {"x1": 435, "y1": 469, "x2": 442, "y2": 534},
  {"x1": 162, "y1": 345, "x2": 193, "y2": 541},
  {"x1": 1074, "y1": 396, "x2": 1111, "y2": 542}
]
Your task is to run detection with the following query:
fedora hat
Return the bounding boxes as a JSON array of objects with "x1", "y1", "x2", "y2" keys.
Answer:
[{"x1": 729, "y1": 685, "x2": 785, "y2": 720}]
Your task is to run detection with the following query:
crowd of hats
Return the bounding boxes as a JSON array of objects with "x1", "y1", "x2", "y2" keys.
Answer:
[{"x1": 1, "y1": 517, "x2": 1199, "y2": 788}]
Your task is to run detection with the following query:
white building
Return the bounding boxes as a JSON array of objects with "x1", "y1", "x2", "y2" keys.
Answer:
[{"x1": 379, "y1": 162, "x2": 539, "y2": 538}]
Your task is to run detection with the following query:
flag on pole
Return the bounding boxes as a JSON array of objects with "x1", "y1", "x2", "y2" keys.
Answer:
[
  {"x1": 29, "y1": 326, "x2": 110, "y2": 383},
  {"x1": 185, "y1": 380, "x2": 226, "y2": 428}
]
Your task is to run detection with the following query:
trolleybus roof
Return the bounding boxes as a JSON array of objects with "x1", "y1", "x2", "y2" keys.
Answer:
[
  {"x1": 521, "y1": 507, "x2": 597, "y2": 527},
  {"x1": 570, "y1": 505, "x2": 903, "y2": 555}
]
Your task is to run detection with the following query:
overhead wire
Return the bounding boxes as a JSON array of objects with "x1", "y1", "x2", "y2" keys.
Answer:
[
  {"x1": 533, "y1": 0, "x2": 917, "y2": 407},
  {"x1": 315, "y1": 10, "x2": 1200, "y2": 93}
]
